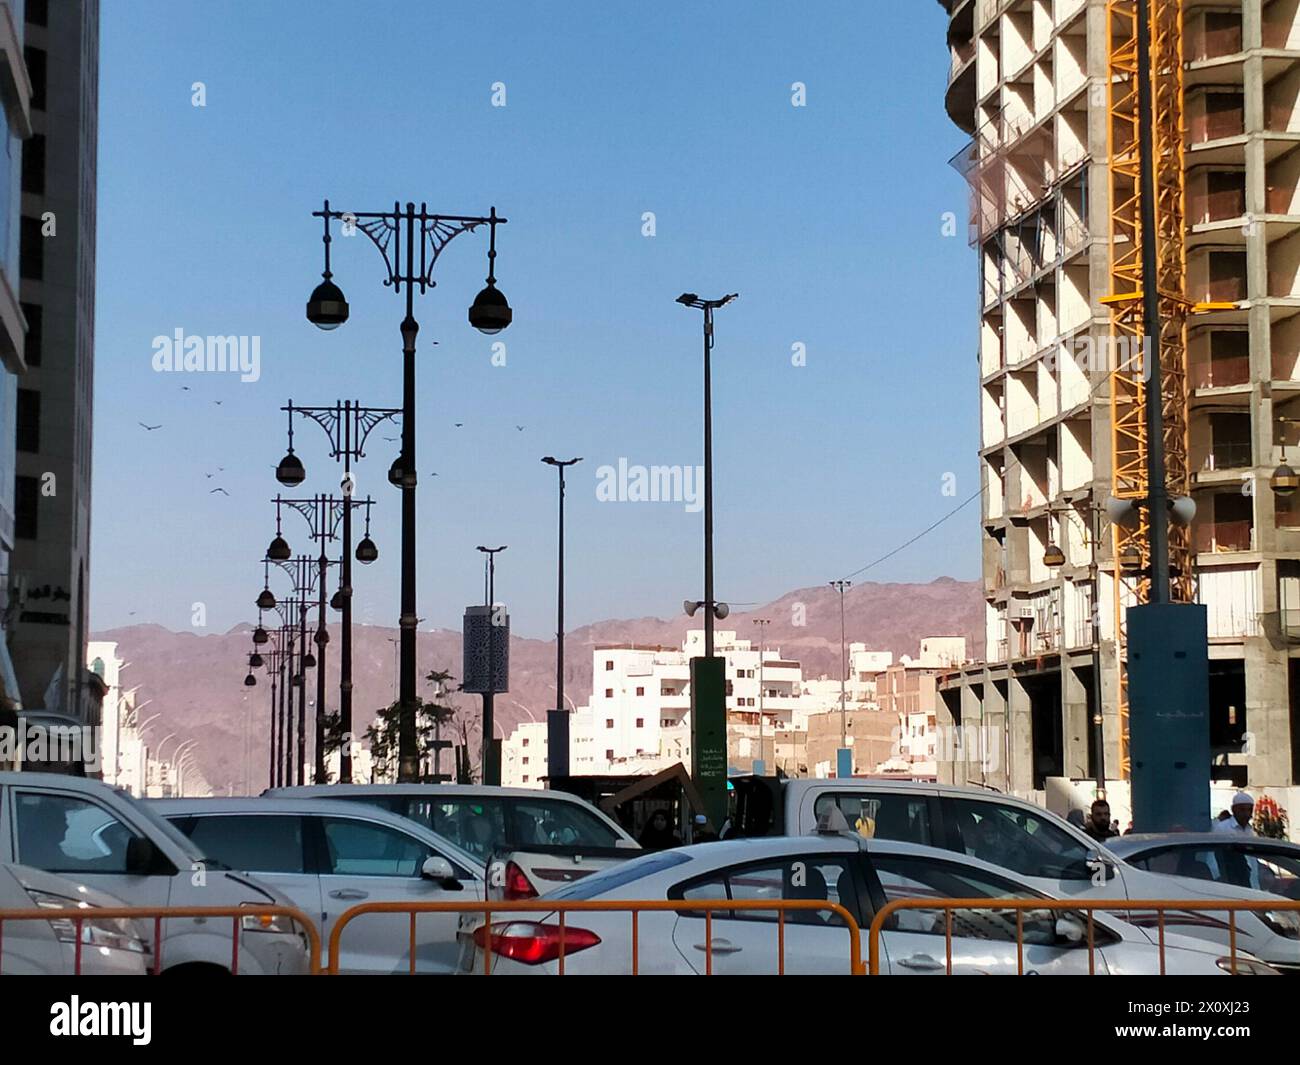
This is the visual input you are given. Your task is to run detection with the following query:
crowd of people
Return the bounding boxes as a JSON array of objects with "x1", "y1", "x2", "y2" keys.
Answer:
[{"x1": 1066, "y1": 790, "x2": 1259, "y2": 840}]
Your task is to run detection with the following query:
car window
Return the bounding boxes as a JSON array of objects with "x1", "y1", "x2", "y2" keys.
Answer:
[
  {"x1": 320, "y1": 817, "x2": 434, "y2": 877},
  {"x1": 813, "y1": 792, "x2": 932, "y2": 844},
  {"x1": 416, "y1": 799, "x2": 509, "y2": 861},
  {"x1": 946, "y1": 798, "x2": 1093, "y2": 880},
  {"x1": 1131, "y1": 846, "x2": 1220, "y2": 883},
  {"x1": 181, "y1": 815, "x2": 307, "y2": 874},
  {"x1": 13, "y1": 791, "x2": 143, "y2": 875},
  {"x1": 1248, "y1": 848, "x2": 1300, "y2": 900},
  {"x1": 675, "y1": 857, "x2": 858, "y2": 926},
  {"x1": 510, "y1": 798, "x2": 623, "y2": 848},
  {"x1": 872, "y1": 854, "x2": 1080, "y2": 945}
]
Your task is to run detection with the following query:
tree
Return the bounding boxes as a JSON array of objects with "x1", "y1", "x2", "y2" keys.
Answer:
[{"x1": 363, "y1": 668, "x2": 463, "y2": 782}]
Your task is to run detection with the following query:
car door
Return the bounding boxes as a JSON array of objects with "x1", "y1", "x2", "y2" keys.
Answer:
[
  {"x1": 941, "y1": 796, "x2": 1122, "y2": 899},
  {"x1": 865, "y1": 853, "x2": 1108, "y2": 975},
  {"x1": 173, "y1": 813, "x2": 320, "y2": 928},
  {"x1": 313, "y1": 814, "x2": 479, "y2": 974},
  {"x1": 668, "y1": 853, "x2": 864, "y2": 974},
  {"x1": 7, "y1": 786, "x2": 172, "y2": 913}
]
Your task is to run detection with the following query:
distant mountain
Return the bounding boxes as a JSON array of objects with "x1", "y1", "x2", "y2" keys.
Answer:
[{"x1": 92, "y1": 577, "x2": 984, "y2": 793}]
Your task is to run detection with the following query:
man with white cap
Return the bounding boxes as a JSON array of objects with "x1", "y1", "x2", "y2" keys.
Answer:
[{"x1": 1213, "y1": 791, "x2": 1256, "y2": 835}]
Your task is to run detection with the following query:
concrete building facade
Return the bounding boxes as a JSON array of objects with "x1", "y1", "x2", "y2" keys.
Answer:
[{"x1": 937, "y1": 0, "x2": 1300, "y2": 812}]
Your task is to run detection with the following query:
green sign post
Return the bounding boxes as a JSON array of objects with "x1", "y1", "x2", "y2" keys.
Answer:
[{"x1": 690, "y1": 656, "x2": 728, "y2": 831}]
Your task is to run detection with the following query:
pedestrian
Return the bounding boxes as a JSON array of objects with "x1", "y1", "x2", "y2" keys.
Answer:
[
  {"x1": 1213, "y1": 791, "x2": 1255, "y2": 835},
  {"x1": 1066, "y1": 808, "x2": 1086, "y2": 830},
  {"x1": 1083, "y1": 799, "x2": 1118, "y2": 843},
  {"x1": 637, "y1": 810, "x2": 679, "y2": 851}
]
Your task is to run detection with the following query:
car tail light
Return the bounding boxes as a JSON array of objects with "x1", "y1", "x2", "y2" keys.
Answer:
[
  {"x1": 503, "y1": 861, "x2": 538, "y2": 901},
  {"x1": 472, "y1": 922, "x2": 601, "y2": 965}
]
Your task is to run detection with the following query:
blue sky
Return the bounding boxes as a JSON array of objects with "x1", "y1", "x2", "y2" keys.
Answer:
[{"x1": 91, "y1": 0, "x2": 979, "y2": 640}]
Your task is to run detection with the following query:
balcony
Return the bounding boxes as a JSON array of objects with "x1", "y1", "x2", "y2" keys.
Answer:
[
  {"x1": 1191, "y1": 24, "x2": 1243, "y2": 61},
  {"x1": 950, "y1": 38, "x2": 976, "y2": 79},
  {"x1": 1191, "y1": 353, "x2": 1251, "y2": 388},
  {"x1": 1194, "y1": 520, "x2": 1254, "y2": 553}
]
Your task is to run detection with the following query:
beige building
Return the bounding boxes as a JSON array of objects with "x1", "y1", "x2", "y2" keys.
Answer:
[{"x1": 937, "y1": 0, "x2": 1300, "y2": 811}]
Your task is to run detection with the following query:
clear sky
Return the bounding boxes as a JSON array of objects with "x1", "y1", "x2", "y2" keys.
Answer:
[{"x1": 90, "y1": 0, "x2": 979, "y2": 641}]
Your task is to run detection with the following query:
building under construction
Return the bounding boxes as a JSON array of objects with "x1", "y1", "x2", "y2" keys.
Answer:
[{"x1": 936, "y1": 0, "x2": 1300, "y2": 814}]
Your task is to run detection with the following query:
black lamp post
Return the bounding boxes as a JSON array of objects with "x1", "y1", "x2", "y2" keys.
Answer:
[
  {"x1": 542, "y1": 456, "x2": 581, "y2": 780},
  {"x1": 476, "y1": 545, "x2": 507, "y2": 785},
  {"x1": 306, "y1": 199, "x2": 511, "y2": 782},
  {"x1": 279, "y1": 400, "x2": 398, "y2": 782}
]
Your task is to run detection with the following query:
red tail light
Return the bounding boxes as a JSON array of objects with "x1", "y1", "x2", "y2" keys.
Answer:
[
  {"x1": 503, "y1": 861, "x2": 538, "y2": 901},
  {"x1": 472, "y1": 922, "x2": 601, "y2": 965}
]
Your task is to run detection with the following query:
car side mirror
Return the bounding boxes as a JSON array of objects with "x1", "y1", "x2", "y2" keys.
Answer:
[
  {"x1": 125, "y1": 835, "x2": 162, "y2": 875},
  {"x1": 421, "y1": 856, "x2": 461, "y2": 889}
]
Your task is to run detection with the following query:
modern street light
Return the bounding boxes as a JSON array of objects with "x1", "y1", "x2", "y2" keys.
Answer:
[
  {"x1": 306, "y1": 198, "x2": 511, "y2": 782},
  {"x1": 542, "y1": 456, "x2": 581, "y2": 780},
  {"x1": 829, "y1": 580, "x2": 852, "y2": 762},
  {"x1": 476, "y1": 545, "x2": 507, "y2": 785},
  {"x1": 279, "y1": 400, "x2": 399, "y2": 783}
]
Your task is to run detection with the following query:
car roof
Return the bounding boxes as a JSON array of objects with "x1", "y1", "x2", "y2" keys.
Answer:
[
  {"x1": 0, "y1": 771, "x2": 114, "y2": 793},
  {"x1": 265, "y1": 783, "x2": 587, "y2": 800},
  {"x1": 147, "y1": 796, "x2": 485, "y2": 874},
  {"x1": 1109, "y1": 833, "x2": 1300, "y2": 854}
]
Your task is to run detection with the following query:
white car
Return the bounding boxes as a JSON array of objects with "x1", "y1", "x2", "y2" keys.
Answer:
[
  {"x1": 460, "y1": 834, "x2": 1277, "y2": 975},
  {"x1": 152, "y1": 797, "x2": 486, "y2": 973},
  {"x1": 731, "y1": 776, "x2": 1300, "y2": 969},
  {"x1": 0, "y1": 773, "x2": 311, "y2": 975},
  {"x1": 0, "y1": 862, "x2": 148, "y2": 975},
  {"x1": 266, "y1": 783, "x2": 639, "y2": 900}
]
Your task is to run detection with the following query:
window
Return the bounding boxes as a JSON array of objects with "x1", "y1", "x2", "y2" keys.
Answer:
[
  {"x1": 24, "y1": 47, "x2": 46, "y2": 112},
  {"x1": 22, "y1": 302, "x2": 41, "y2": 366},
  {"x1": 635, "y1": 718, "x2": 644, "y2": 728},
  {"x1": 522, "y1": 775, "x2": 529, "y2": 783},
  {"x1": 319, "y1": 817, "x2": 432, "y2": 877},
  {"x1": 605, "y1": 689, "x2": 613, "y2": 699},
  {"x1": 869, "y1": 855, "x2": 1092, "y2": 945},
  {"x1": 417, "y1": 798, "x2": 507, "y2": 861},
  {"x1": 14, "y1": 792, "x2": 143, "y2": 875},
  {"x1": 674, "y1": 856, "x2": 859, "y2": 926},
  {"x1": 636, "y1": 686, "x2": 644, "y2": 696},
  {"x1": 15, "y1": 474, "x2": 38, "y2": 539},
  {"x1": 605, "y1": 660, "x2": 614, "y2": 671},
  {"x1": 521, "y1": 738, "x2": 529, "y2": 747},
  {"x1": 945, "y1": 798, "x2": 1093, "y2": 881},
  {"x1": 814, "y1": 792, "x2": 933, "y2": 845},
  {"x1": 511, "y1": 799, "x2": 623, "y2": 848},
  {"x1": 181, "y1": 815, "x2": 306, "y2": 874},
  {"x1": 16, "y1": 387, "x2": 39, "y2": 452},
  {"x1": 20, "y1": 215, "x2": 43, "y2": 280},
  {"x1": 605, "y1": 749, "x2": 614, "y2": 760},
  {"x1": 21, "y1": 133, "x2": 44, "y2": 195},
  {"x1": 521, "y1": 756, "x2": 529, "y2": 765}
]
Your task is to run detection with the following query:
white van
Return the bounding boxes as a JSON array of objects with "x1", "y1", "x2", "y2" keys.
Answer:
[{"x1": 0, "y1": 773, "x2": 311, "y2": 974}]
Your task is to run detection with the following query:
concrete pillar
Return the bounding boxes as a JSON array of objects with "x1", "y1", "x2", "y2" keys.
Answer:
[
  {"x1": 1009, "y1": 674, "x2": 1035, "y2": 795},
  {"x1": 1062, "y1": 660, "x2": 1091, "y2": 778}
]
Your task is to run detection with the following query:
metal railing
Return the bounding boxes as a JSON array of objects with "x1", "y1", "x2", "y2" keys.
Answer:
[
  {"x1": 867, "y1": 897, "x2": 1300, "y2": 976},
  {"x1": 0, "y1": 904, "x2": 321, "y2": 975},
  {"x1": 326, "y1": 898, "x2": 865, "y2": 975}
]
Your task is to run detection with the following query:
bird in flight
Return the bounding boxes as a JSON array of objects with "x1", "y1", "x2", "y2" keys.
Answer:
[
  {"x1": 209, "y1": 487, "x2": 230, "y2": 496},
  {"x1": 214, "y1": 400, "x2": 223, "y2": 406},
  {"x1": 515, "y1": 425, "x2": 525, "y2": 432},
  {"x1": 138, "y1": 422, "x2": 161, "y2": 431},
  {"x1": 453, "y1": 422, "x2": 464, "y2": 428},
  {"x1": 180, "y1": 385, "x2": 191, "y2": 392}
]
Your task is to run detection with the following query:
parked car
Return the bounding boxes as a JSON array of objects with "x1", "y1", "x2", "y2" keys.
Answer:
[
  {"x1": 152, "y1": 797, "x2": 485, "y2": 973},
  {"x1": 1109, "y1": 834, "x2": 1300, "y2": 900},
  {"x1": 727, "y1": 776, "x2": 1300, "y2": 969},
  {"x1": 0, "y1": 773, "x2": 311, "y2": 975},
  {"x1": 266, "y1": 784, "x2": 640, "y2": 900},
  {"x1": 0, "y1": 862, "x2": 148, "y2": 975},
  {"x1": 459, "y1": 833, "x2": 1275, "y2": 975}
]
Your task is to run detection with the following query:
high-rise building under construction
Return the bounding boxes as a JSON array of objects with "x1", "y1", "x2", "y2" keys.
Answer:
[{"x1": 936, "y1": 0, "x2": 1300, "y2": 814}]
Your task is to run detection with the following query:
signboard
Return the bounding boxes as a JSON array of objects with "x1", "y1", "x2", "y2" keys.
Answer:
[{"x1": 690, "y1": 656, "x2": 727, "y2": 830}]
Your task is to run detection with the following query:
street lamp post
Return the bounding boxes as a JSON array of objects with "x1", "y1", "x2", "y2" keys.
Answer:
[
  {"x1": 306, "y1": 199, "x2": 512, "y2": 782},
  {"x1": 476, "y1": 545, "x2": 507, "y2": 785},
  {"x1": 542, "y1": 456, "x2": 581, "y2": 780},
  {"x1": 279, "y1": 400, "x2": 399, "y2": 782},
  {"x1": 830, "y1": 580, "x2": 852, "y2": 758}
]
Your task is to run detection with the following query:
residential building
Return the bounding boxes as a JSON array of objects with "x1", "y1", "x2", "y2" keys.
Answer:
[
  {"x1": 10, "y1": 0, "x2": 97, "y2": 719},
  {"x1": 937, "y1": 0, "x2": 1300, "y2": 814},
  {"x1": 502, "y1": 719, "x2": 548, "y2": 789}
]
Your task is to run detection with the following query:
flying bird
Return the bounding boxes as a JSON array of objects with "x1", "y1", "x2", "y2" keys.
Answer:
[
  {"x1": 515, "y1": 425, "x2": 525, "y2": 432},
  {"x1": 138, "y1": 422, "x2": 161, "y2": 431},
  {"x1": 209, "y1": 487, "x2": 229, "y2": 495},
  {"x1": 453, "y1": 423, "x2": 464, "y2": 428},
  {"x1": 213, "y1": 400, "x2": 223, "y2": 406}
]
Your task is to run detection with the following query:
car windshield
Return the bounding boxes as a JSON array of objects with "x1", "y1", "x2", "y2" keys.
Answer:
[{"x1": 546, "y1": 850, "x2": 693, "y2": 900}]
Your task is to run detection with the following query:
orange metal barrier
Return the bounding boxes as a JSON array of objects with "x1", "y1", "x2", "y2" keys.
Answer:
[
  {"x1": 867, "y1": 897, "x2": 1300, "y2": 975},
  {"x1": 0, "y1": 905, "x2": 321, "y2": 975},
  {"x1": 326, "y1": 898, "x2": 866, "y2": 975}
]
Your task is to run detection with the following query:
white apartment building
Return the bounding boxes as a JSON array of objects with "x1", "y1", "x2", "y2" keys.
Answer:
[{"x1": 502, "y1": 720, "x2": 548, "y2": 789}]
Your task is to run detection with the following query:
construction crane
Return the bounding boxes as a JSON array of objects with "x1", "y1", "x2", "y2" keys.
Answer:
[{"x1": 1105, "y1": 0, "x2": 1197, "y2": 778}]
